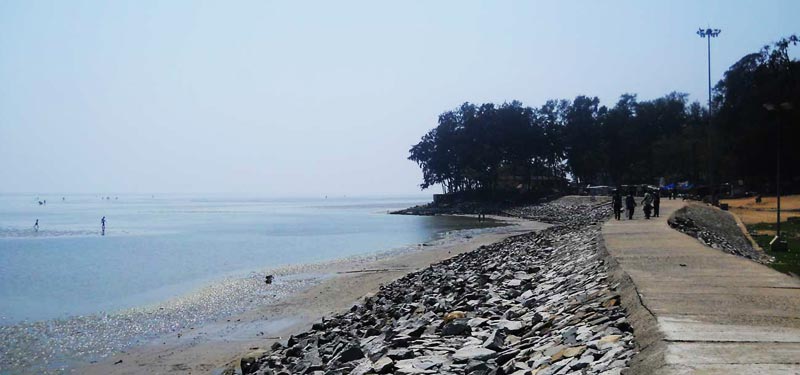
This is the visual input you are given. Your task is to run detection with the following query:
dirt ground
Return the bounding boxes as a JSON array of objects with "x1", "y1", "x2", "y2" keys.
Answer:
[{"x1": 720, "y1": 194, "x2": 800, "y2": 225}]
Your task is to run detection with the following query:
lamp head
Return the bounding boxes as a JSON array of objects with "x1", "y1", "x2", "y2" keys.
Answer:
[{"x1": 697, "y1": 28, "x2": 721, "y2": 38}]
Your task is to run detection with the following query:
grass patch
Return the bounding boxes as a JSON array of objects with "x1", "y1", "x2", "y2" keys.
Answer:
[{"x1": 749, "y1": 219, "x2": 800, "y2": 276}]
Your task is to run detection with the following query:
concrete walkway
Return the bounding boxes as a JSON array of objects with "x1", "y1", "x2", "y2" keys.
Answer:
[{"x1": 602, "y1": 199, "x2": 800, "y2": 374}]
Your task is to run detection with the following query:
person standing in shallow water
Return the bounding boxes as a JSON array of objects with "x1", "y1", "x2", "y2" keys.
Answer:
[
  {"x1": 34, "y1": 219, "x2": 39, "y2": 232},
  {"x1": 641, "y1": 190, "x2": 654, "y2": 219},
  {"x1": 625, "y1": 191, "x2": 636, "y2": 220},
  {"x1": 101, "y1": 216, "x2": 106, "y2": 236},
  {"x1": 612, "y1": 190, "x2": 623, "y2": 220},
  {"x1": 653, "y1": 190, "x2": 661, "y2": 217}
]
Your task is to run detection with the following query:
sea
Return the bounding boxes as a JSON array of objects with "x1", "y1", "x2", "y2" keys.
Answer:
[
  {"x1": 0, "y1": 193, "x2": 495, "y2": 324},
  {"x1": 0, "y1": 194, "x2": 505, "y2": 373}
]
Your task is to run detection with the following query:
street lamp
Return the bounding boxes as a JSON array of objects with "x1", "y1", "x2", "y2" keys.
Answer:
[
  {"x1": 697, "y1": 27, "x2": 721, "y2": 203},
  {"x1": 763, "y1": 102, "x2": 792, "y2": 252}
]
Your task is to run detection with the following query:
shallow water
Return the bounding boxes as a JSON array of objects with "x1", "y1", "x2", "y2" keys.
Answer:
[
  {"x1": 0, "y1": 194, "x2": 505, "y2": 374},
  {"x1": 0, "y1": 194, "x2": 491, "y2": 323}
]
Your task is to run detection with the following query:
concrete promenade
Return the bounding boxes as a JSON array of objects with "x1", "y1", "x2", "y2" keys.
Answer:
[{"x1": 602, "y1": 199, "x2": 800, "y2": 374}]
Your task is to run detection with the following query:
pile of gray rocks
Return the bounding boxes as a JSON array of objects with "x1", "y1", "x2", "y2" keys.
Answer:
[
  {"x1": 668, "y1": 206, "x2": 766, "y2": 262},
  {"x1": 244, "y1": 203, "x2": 634, "y2": 375},
  {"x1": 390, "y1": 201, "x2": 506, "y2": 216},
  {"x1": 502, "y1": 201, "x2": 610, "y2": 227}
]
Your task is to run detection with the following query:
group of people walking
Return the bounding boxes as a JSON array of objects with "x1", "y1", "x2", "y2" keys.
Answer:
[{"x1": 612, "y1": 189, "x2": 660, "y2": 220}]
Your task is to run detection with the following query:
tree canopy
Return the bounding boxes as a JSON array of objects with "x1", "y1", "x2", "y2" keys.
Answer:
[{"x1": 409, "y1": 35, "x2": 799, "y2": 195}]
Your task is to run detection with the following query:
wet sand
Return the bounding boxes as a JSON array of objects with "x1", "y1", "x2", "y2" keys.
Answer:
[{"x1": 79, "y1": 216, "x2": 548, "y2": 374}]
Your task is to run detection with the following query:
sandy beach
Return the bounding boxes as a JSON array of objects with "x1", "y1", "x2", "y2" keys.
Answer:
[{"x1": 77, "y1": 216, "x2": 548, "y2": 374}]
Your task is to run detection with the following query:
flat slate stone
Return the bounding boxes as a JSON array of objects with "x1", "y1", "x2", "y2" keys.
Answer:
[{"x1": 453, "y1": 347, "x2": 497, "y2": 362}]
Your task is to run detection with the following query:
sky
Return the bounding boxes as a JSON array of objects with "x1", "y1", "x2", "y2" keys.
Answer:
[{"x1": 1, "y1": 1, "x2": 798, "y2": 196}]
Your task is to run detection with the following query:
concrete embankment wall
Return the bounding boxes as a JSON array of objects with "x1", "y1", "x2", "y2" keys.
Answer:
[{"x1": 597, "y1": 234, "x2": 667, "y2": 374}]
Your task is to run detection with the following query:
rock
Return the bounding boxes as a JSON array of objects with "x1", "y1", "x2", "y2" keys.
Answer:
[
  {"x1": 466, "y1": 359, "x2": 496, "y2": 374},
  {"x1": 453, "y1": 347, "x2": 496, "y2": 362},
  {"x1": 563, "y1": 345, "x2": 586, "y2": 358},
  {"x1": 441, "y1": 318, "x2": 471, "y2": 336},
  {"x1": 561, "y1": 327, "x2": 578, "y2": 345},
  {"x1": 387, "y1": 348, "x2": 413, "y2": 360},
  {"x1": 468, "y1": 317, "x2": 488, "y2": 327},
  {"x1": 491, "y1": 319, "x2": 524, "y2": 333},
  {"x1": 372, "y1": 356, "x2": 394, "y2": 373},
  {"x1": 241, "y1": 349, "x2": 267, "y2": 374},
  {"x1": 349, "y1": 359, "x2": 374, "y2": 375},
  {"x1": 599, "y1": 335, "x2": 621, "y2": 344},
  {"x1": 482, "y1": 329, "x2": 506, "y2": 351},
  {"x1": 335, "y1": 344, "x2": 364, "y2": 363},
  {"x1": 571, "y1": 354, "x2": 594, "y2": 370},
  {"x1": 303, "y1": 346, "x2": 323, "y2": 368}
]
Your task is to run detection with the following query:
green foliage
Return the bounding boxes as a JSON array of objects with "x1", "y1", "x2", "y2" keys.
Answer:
[
  {"x1": 714, "y1": 35, "x2": 800, "y2": 188},
  {"x1": 409, "y1": 35, "x2": 799, "y2": 192},
  {"x1": 408, "y1": 101, "x2": 555, "y2": 192}
]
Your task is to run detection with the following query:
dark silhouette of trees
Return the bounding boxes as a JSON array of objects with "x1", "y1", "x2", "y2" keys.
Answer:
[
  {"x1": 409, "y1": 35, "x2": 799, "y2": 194},
  {"x1": 714, "y1": 35, "x2": 800, "y2": 190}
]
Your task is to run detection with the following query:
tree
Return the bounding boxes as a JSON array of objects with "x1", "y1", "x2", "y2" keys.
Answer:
[
  {"x1": 408, "y1": 35, "x2": 800, "y2": 195},
  {"x1": 713, "y1": 35, "x2": 800, "y2": 190}
]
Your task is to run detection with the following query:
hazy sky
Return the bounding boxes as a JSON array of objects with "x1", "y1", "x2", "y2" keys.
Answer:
[{"x1": 1, "y1": 1, "x2": 797, "y2": 196}]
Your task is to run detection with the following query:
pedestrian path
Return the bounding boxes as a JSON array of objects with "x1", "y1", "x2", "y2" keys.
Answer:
[{"x1": 602, "y1": 199, "x2": 800, "y2": 374}]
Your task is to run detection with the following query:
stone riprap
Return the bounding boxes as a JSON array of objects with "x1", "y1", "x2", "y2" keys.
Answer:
[
  {"x1": 390, "y1": 201, "x2": 508, "y2": 216},
  {"x1": 667, "y1": 204, "x2": 767, "y2": 262},
  {"x1": 502, "y1": 199, "x2": 610, "y2": 227},
  {"x1": 245, "y1": 203, "x2": 634, "y2": 375}
]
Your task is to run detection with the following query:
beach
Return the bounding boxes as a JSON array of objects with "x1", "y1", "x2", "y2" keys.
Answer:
[
  {"x1": 77, "y1": 216, "x2": 547, "y2": 374},
  {"x1": 0, "y1": 195, "x2": 508, "y2": 374}
]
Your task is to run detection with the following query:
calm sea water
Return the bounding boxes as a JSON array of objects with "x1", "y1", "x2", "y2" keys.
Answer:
[{"x1": 0, "y1": 194, "x2": 489, "y2": 324}]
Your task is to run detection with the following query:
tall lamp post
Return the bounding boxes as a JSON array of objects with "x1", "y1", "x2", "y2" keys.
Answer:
[
  {"x1": 697, "y1": 28, "x2": 721, "y2": 202},
  {"x1": 763, "y1": 102, "x2": 792, "y2": 252}
]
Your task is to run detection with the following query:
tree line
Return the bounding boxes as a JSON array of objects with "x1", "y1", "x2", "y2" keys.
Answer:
[{"x1": 409, "y1": 35, "x2": 799, "y2": 195}]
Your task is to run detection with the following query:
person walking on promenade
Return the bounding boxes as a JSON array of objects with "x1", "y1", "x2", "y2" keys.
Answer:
[
  {"x1": 625, "y1": 191, "x2": 636, "y2": 220},
  {"x1": 101, "y1": 216, "x2": 106, "y2": 236},
  {"x1": 653, "y1": 190, "x2": 661, "y2": 217},
  {"x1": 641, "y1": 190, "x2": 654, "y2": 219},
  {"x1": 612, "y1": 190, "x2": 623, "y2": 220},
  {"x1": 34, "y1": 219, "x2": 39, "y2": 232}
]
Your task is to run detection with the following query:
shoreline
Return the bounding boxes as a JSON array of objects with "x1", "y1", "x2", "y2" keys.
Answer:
[
  {"x1": 238, "y1": 198, "x2": 637, "y2": 374},
  {"x1": 74, "y1": 215, "x2": 548, "y2": 374}
]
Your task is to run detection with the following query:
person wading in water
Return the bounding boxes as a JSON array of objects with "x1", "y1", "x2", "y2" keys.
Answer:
[{"x1": 101, "y1": 216, "x2": 106, "y2": 236}]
